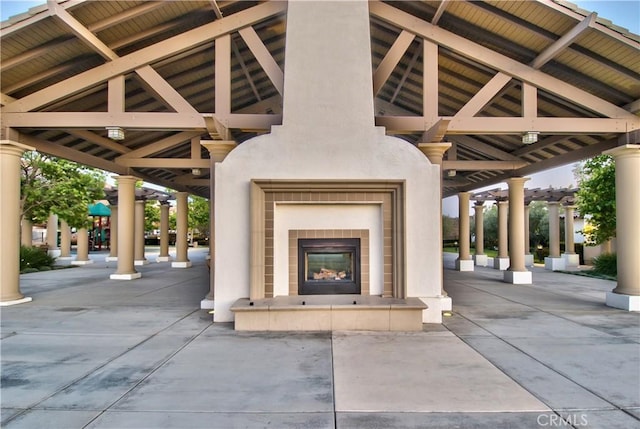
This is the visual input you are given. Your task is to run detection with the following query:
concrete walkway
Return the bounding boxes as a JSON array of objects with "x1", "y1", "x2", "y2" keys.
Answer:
[{"x1": 1, "y1": 249, "x2": 638, "y2": 428}]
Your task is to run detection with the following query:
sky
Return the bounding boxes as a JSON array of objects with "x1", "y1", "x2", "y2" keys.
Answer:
[
  {"x1": 2, "y1": 0, "x2": 639, "y2": 31},
  {"x1": 2, "y1": 0, "x2": 637, "y2": 211}
]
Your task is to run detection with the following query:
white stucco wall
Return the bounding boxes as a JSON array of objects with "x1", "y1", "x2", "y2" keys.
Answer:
[
  {"x1": 213, "y1": 129, "x2": 442, "y2": 322},
  {"x1": 273, "y1": 204, "x2": 384, "y2": 297},
  {"x1": 212, "y1": 0, "x2": 443, "y2": 323}
]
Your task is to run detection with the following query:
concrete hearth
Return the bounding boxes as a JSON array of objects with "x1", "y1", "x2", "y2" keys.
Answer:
[{"x1": 231, "y1": 295, "x2": 427, "y2": 331}]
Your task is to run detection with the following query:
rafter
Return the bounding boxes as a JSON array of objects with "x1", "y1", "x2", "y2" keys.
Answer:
[
  {"x1": 431, "y1": 0, "x2": 451, "y2": 25},
  {"x1": 3, "y1": 1, "x2": 287, "y2": 114},
  {"x1": 373, "y1": 30, "x2": 415, "y2": 96},
  {"x1": 67, "y1": 129, "x2": 131, "y2": 155},
  {"x1": 238, "y1": 26, "x2": 284, "y2": 96},
  {"x1": 19, "y1": 133, "x2": 129, "y2": 175},
  {"x1": 116, "y1": 158, "x2": 210, "y2": 169},
  {"x1": 449, "y1": 135, "x2": 521, "y2": 161},
  {"x1": 442, "y1": 160, "x2": 528, "y2": 171},
  {"x1": 135, "y1": 66, "x2": 199, "y2": 114},
  {"x1": 370, "y1": 1, "x2": 637, "y2": 121},
  {"x1": 454, "y1": 73, "x2": 512, "y2": 118},
  {"x1": 117, "y1": 132, "x2": 201, "y2": 160},
  {"x1": 46, "y1": 0, "x2": 117, "y2": 61},
  {"x1": 531, "y1": 12, "x2": 596, "y2": 69}
]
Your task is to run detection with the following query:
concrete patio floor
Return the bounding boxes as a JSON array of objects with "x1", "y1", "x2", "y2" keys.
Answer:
[{"x1": 1, "y1": 248, "x2": 638, "y2": 428}]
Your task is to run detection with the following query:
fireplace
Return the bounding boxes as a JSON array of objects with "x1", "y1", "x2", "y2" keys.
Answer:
[{"x1": 298, "y1": 238, "x2": 361, "y2": 295}]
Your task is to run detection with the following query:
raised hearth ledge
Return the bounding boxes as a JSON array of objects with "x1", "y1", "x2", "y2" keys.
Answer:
[{"x1": 231, "y1": 295, "x2": 427, "y2": 331}]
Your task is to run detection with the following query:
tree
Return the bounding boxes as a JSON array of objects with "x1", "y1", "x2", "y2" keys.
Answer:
[
  {"x1": 528, "y1": 201, "x2": 549, "y2": 250},
  {"x1": 188, "y1": 195, "x2": 209, "y2": 236},
  {"x1": 21, "y1": 152, "x2": 105, "y2": 229},
  {"x1": 574, "y1": 155, "x2": 616, "y2": 245},
  {"x1": 483, "y1": 205, "x2": 498, "y2": 250},
  {"x1": 145, "y1": 200, "x2": 160, "y2": 232},
  {"x1": 442, "y1": 215, "x2": 458, "y2": 241}
]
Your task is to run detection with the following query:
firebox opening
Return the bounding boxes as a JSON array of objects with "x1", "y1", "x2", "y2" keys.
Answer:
[{"x1": 298, "y1": 238, "x2": 361, "y2": 295}]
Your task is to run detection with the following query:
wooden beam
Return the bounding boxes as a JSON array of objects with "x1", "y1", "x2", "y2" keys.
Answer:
[
  {"x1": 3, "y1": 1, "x2": 287, "y2": 113},
  {"x1": 531, "y1": 12, "x2": 596, "y2": 69},
  {"x1": 67, "y1": 129, "x2": 131, "y2": 155},
  {"x1": 108, "y1": 76, "x2": 124, "y2": 113},
  {"x1": 442, "y1": 160, "x2": 528, "y2": 171},
  {"x1": 432, "y1": 0, "x2": 451, "y2": 25},
  {"x1": 116, "y1": 158, "x2": 210, "y2": 169},
  {"x1": 423, "y1": 40, "x2": 439, "y2": 120},
  {"x1": 370, "y1": 1, "x2": 637, "y2": 120},
  {"x1": 215, "y1": 34, "x2": 231, "y2": 116},
  {"x1": 454, "y1": 73, "x2": 512, "y2": 118},
  {"x1": 1, "y1": 93, "x2": 17, "y2": 106},
  {"x1": 18, "y1": 133, "x2": 129, "y2": 175},
  {"x1": 3, "y1": 112, "x2": 205, "y2": 129},
  {"x1": 47, "y1": 0, "x2": 117, "y2": 61},
  {"x1": 522, "y1": 83, "x2": 537, "y2": 118},
  {"x1": 375, "y1": 115, "x2": 639, "y2": 134},
  {"x1": 238, "y1": 26, "x2": 284, "y2": 96},
  {"x1": 420, "y1": 118, "x2": 450, "y2": 143},
  {"x1": 135, "y1": 66, "x2": 200, "y2": 114},
  {"x1": 117, "y1": 131, "x2": 201, "y2": 159},
  {"x1": 373, "y1": 30, "x2": 415, "y2": 96}
]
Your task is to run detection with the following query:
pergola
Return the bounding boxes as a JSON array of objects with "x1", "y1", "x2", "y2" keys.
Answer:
[
  {"x1": 472, "y1": 187, "x2": 578, "y2": 204},
  {"x1": 1, "y1": 1, "x2": 638, "y2": 312},
  {"x1": 1, "y1": 1, "x2": 638, "y2": 196}
]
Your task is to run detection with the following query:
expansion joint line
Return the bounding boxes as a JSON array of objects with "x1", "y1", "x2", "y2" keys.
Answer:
[
  {"x1": 444, "y1": 286, "x2": 637, "y2": 424},
  {"x1": 81, "y1": 308, "x2": 212, "y2": 428}
]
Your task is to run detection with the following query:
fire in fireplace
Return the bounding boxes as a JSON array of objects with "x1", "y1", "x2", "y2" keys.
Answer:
[{"x1": 298, "y1": 238, "x2": 361, "y2": 295}]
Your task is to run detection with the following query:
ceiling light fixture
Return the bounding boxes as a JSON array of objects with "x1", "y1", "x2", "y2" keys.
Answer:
[
  {"x1": 106, "y1": 126, "x2": 125, "y2": 141},
  {"x1": 522, "y1": 131, "x2": 539, "y2": 145},
  {"x1": 192, "y1": 168, "x2": 202, "y2": 176}
]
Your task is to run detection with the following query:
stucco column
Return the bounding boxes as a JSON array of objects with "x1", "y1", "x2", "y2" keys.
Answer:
[
  {"x1": 418, "y1": 142, "x2": 452, "y2": 312},
  {"x1": 504, "y1": 177, "x2": 531, "y2": 284},
  {"x1": 134, "y1": 200, "x2": 149, "y2": 265},
  {"x1": 545, "y1": 201, "x2": 564, "y2": 270},
  {"x1": 157, "y1": 201, "x2": 171, "y2": 262},
  {"x1": 106, "y1": 205, "x2": 118, "y2": 261},
  {"x1": 456, "y1": 191, "x2": 474, "y2": 271},
  {"x1": 59, "y1": 219, "x2": 72, "y2": 259},
  {"x1": 47, "y1": 213, "x2": 60, "y2": 257},
  {"x1": 110, "y1": 175, "x2": 141, "y2": 280},
  {"x1": 21, "y1": 219, "x2": 33, "y2": 247},
  {"x1": 562, "y1": 204, "x2": 579, "y2": 268},
  {"x1": 200, "y1": 141, "x2": 237, "y2": 308},
  {"x1": 524, "y1": 203, "x2": 534, "y2": 266},
  {"x1": 473, "y1": 202, "x2": 488, "y2": 267},
  {"x1": 72, "y1": 227, "x2": 93, "y2": 265},
  {"x1": 0, "y1": 142, "x2": 33, "y2": 305},
  {"x1": 172, "y1": 191, "x2": 192, "y2": 268},
  {"x1": 604, "y1": 144, "x2": 640, "y2": 311},
  {"x1": 494, "y1": 200, "x2": 510, "y2": 270}
]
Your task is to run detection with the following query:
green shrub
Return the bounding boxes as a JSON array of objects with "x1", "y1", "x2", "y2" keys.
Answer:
[
  {"x1": 592, "y1": 252, "x2": 617, "y2": 277},
  {"x1": 20, "y1": 246, "x2": 55, "y2": 272}
]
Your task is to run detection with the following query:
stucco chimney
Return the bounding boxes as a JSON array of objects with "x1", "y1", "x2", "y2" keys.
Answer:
[{"x1": 281, "y1": 0, "x2": 375, "y2": 133}]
